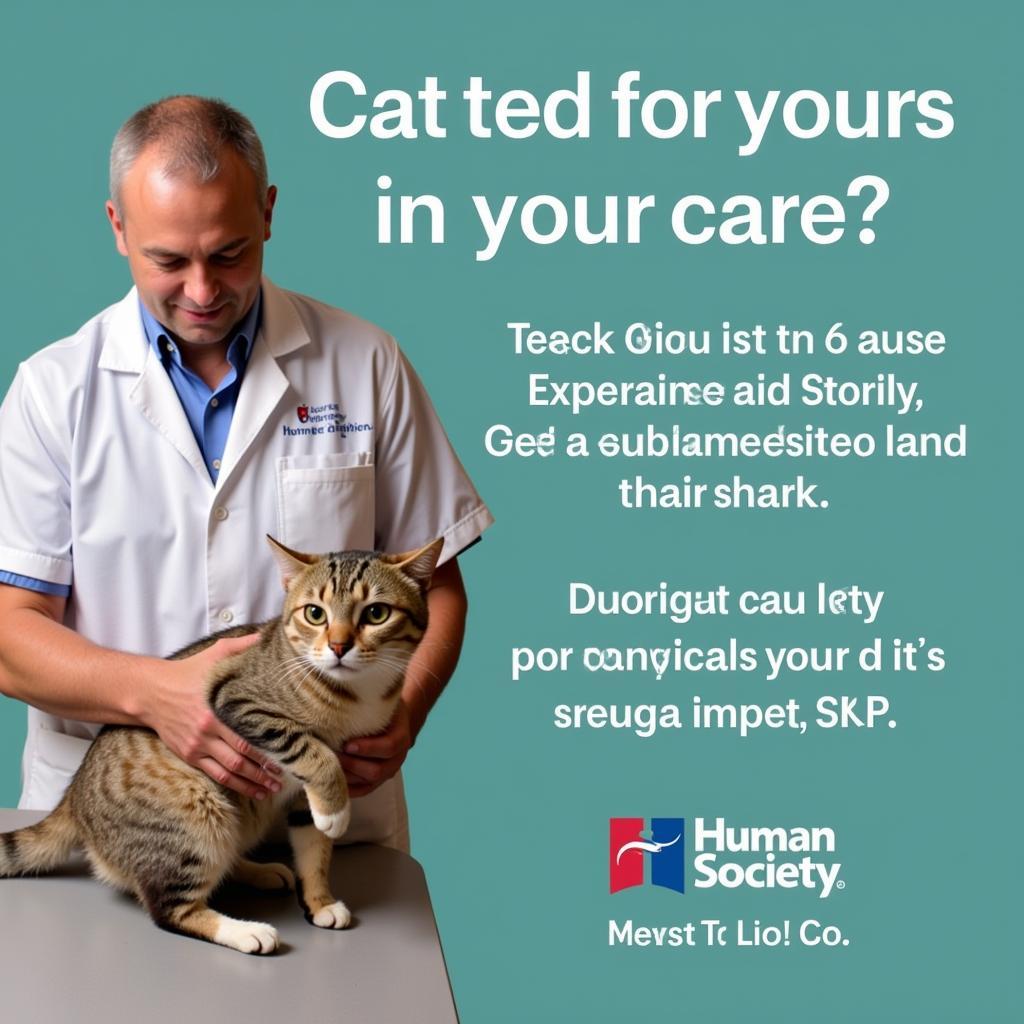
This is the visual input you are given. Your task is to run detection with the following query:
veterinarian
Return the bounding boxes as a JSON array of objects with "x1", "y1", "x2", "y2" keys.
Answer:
[{"x1": 0, "y1": 96, "x2": 493, "y2": 852}]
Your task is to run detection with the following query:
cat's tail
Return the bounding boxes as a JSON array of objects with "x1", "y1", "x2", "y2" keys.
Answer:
[{"x1": 0, "y1": 800, "x2": 80, "y2": 876}]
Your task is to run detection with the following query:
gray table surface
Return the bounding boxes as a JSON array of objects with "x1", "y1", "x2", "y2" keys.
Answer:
[{"x1": 0, "y1": 809, "x2": 458, "y2": 1023}]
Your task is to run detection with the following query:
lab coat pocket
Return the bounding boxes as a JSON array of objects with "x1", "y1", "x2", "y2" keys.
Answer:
[{"x1": 276, "y1": 451, "x2": 376, "y2": 554}]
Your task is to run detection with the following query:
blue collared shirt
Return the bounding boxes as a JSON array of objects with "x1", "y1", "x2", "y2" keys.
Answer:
[
  {"x1": 140, "y1": 293, "x2": 261, "y2": 482},
  {"x1": 0, "y1": 293, "x2": 261, "y2": 597}
]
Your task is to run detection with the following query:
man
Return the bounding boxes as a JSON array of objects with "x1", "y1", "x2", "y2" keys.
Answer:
[{"x1": 0, "y1": 96, "x2": 492, "y2": 852}]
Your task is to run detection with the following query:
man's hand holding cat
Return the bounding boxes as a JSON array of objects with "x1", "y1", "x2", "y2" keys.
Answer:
[
  {"x1": 141, "y1": 635, "x2": 284, "y2": 800},
  {"x1": 339, "y1": 700, "x2": 414, "y2": 797}
]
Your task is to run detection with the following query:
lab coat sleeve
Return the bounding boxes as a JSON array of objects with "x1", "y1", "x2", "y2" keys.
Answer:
[
  {"x1": 372, "y1": 342, "x2": 493, "y2": 565},
  {"x1": 0, "y1": 365, "x2": 74, "y2": 587}
]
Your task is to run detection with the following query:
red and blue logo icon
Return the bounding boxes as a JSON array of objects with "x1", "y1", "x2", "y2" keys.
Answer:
[{"x1": 610, "y1": 818, "x2": 685, "y2": 894}]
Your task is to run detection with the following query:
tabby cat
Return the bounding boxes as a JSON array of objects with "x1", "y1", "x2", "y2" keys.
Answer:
[{"x1": 0, "y1": 535, "x2": 441, "y2": 954}]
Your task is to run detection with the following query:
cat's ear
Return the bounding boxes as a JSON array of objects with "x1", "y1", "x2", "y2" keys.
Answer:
[
  {"x1": 266, "y1": 535, "x2": 318, "y2": 590},
  {"x1": 384, "y1": 538, "x2": 445, "y2": 587}
]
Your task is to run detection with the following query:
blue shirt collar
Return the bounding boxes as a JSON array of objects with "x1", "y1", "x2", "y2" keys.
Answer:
[{"x1": 139, "y1": 290, "x2": 262, "y2": 374}]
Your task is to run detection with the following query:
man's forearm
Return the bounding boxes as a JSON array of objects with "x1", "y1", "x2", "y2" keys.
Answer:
[
  {"x1": 0, "y1": 585, "x2": 282, "y2": 798},
  {"x1": 0, "y1": 588, "x2": 154, "y2": 724},
  {"x1": 401, "y1": 557, "x2": 469, "y2": 739}
]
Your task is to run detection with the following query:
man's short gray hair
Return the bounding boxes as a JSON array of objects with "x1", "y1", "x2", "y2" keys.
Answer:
[{"x1": 110, "y1": 95, "x2": 268, "y2": 215}]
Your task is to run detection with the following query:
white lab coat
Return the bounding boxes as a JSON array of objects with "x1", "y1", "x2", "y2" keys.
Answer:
[{"x1": 0, "y1": 278, "x2": 493, "y2": 848}]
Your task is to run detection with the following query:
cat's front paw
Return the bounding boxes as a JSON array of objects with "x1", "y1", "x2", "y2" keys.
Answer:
[
  {"x1": 213, "y1": 918, "x2": 281, "y2": 955},
  {"x1": 312, "y1": 802, "x2": 351, "y2": 839},
  {"x1": 312, "y1": 900, "x2": 352, "y2": 929}
]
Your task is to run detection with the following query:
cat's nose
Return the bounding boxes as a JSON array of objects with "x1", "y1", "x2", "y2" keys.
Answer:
[{"x1": 329, "y1": 641, "x2": 351, "y2": 660}]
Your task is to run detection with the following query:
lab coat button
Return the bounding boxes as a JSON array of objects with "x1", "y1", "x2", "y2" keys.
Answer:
[
  {"x1": 220, "y1": 609, "x2": 234, "y2": 623},
  {"x1": 214, "y1": 506, "x2": 229, "y2": 521}
]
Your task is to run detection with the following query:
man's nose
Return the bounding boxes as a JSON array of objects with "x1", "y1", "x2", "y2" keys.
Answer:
[{"x1": 182, "y1": 265, "x2": 219, "y2": 308}]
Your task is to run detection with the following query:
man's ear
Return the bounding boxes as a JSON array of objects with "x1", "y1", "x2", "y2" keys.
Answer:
[
  {"x1": 263, "y1": 185, "x2": 277, "y2": 241},
  {"x1": 105, "y1": 200, "x2": 129, "y2": 258},
  {"x1": 266, "y1": 534, "x2": 317, "y2": 590}
]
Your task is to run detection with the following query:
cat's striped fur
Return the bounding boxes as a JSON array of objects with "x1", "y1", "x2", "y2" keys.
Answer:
[{"x1": 0, "y1": 536, "x2": 441, "y2": 954}]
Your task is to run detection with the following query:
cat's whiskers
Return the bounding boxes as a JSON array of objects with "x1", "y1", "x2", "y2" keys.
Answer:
[
  {"x1": 383, "y1": 657, "x2": 445, "y2": 685},
  {"x1": 359, "y1": 649, "x2": 413, "y2": 669},
  {"x1": 370, "y1": 647, "x2": 413, "y2": 661},
  {"x1": 277, "y1": 658, "x2": 322, "y2": 696},
  {"x1": 275, "y1": 653, "x2": 313, "y2": 670},
  {"x1": 401, "y1": 638, "x2": 457, "y2": 656},
  {"x1": 277, "y1": 656, "x2": 317, "y2": 681},
  {"x1": 276, "y1": 657, "x2": 312, "y2": 679},
  {"x1": 367, "y1": 656, "x2": 414, "y2": 677}
]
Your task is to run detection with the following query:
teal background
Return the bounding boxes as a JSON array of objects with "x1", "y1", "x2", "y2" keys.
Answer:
[{"x1": 1, "y1": 1, "x2": 1019, "y2": 1020}]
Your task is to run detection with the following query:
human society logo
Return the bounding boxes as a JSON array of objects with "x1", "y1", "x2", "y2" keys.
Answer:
[
  {"x1": 282, "y1": 401, "x2": 373, "y2": 437},
  {"x1": 610, "y1": 818, "x2": 685, "y2": 894},
  {"x1": 609, "y1": 818, "x2": 844, "y2": 899}
]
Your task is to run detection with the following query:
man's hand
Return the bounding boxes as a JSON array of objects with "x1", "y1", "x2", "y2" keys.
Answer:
[
  {"x1": 141, "y1": 635, "x2": 283, "y2": 800},
  {"x1": 338, "y1": 700, "x2": 414, "y2": 798}
]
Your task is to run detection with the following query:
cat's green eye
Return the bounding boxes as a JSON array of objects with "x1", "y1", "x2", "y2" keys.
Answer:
[
  {"x1": 303, "y1": 604, "x2": 327, "y2": 626},
  {"x1": 363, "y1": 603, "x2": 391, "y2": 626}
]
